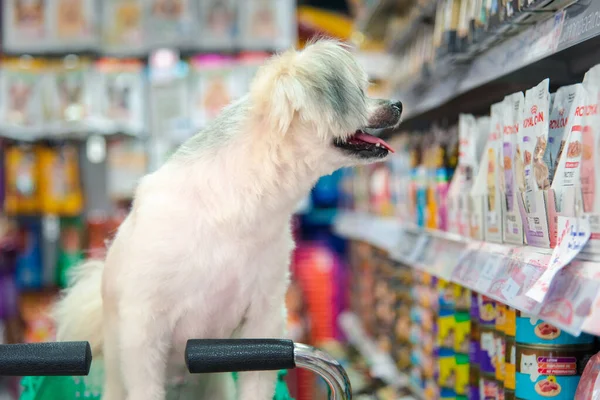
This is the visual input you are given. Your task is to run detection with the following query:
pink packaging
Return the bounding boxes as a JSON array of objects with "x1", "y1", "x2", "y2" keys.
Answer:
[{"x1": 574, "y1": 351, "x2": 600, "y2": 400}]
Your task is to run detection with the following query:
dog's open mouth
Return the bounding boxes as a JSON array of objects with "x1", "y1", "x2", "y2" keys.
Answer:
[{"x1": 333, "y1": 130, "x2": 394, "y2": 158}]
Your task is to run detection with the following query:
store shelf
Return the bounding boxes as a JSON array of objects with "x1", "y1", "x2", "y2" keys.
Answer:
[
  {"x1": 396, "y1": 0, "x2": 600, "y2": 121},
  {"x1": 334, "y1": 211, "x2": 600, "y2": 337},
  {"x1": 338, "y1": 312, "x2": 422, "y2": 400}
]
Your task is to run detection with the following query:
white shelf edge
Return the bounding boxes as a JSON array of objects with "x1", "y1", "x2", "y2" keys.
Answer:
[
  {"x1": 338, "y1": 311, "x2": 423, "y2": 400},
  {"x1": 334, "y1": 211, "x2": 600, "y2": 337}
]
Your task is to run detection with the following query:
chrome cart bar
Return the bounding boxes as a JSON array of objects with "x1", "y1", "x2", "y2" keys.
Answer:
[{"x1": 185, "y1": 339, "x2": 352, "y2": 400}]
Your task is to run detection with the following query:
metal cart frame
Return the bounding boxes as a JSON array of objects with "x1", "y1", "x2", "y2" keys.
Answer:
[{"x1": 0, "y1": 339, "x2": 352, "y2": 400}]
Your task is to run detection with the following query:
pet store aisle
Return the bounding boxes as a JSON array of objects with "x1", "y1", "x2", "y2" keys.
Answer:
[
  {"x1": 329, "y1": 0, "x2": 600, "y2": 399},
  {"x1": 3, "y1": 0, "x2": 600, "y2": 399}
]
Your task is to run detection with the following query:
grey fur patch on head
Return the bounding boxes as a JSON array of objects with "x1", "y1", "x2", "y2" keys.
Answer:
[{"x1": 294, "y1": 39, "x2": 370, "y2": 138}]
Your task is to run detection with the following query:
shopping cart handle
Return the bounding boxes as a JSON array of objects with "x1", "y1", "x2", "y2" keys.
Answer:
[
  {"x1": 185, "y1": 339, "x2": 295, "y2": 373},
  {"x1": 0, "y1": 341, "x2": 92, "y2": 376}
]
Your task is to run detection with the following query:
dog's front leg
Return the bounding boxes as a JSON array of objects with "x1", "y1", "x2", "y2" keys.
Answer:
[
  {"x1": 236, "y1": 302, "x2": 286, "y2": 400},
  {"x1": 119, "y1": 306, "x2": 171, "y2": 400}
]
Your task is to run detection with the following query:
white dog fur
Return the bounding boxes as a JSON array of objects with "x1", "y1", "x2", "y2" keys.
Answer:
[{"x1": 53, "y1": 39, "x2": 402, "y2": 400}]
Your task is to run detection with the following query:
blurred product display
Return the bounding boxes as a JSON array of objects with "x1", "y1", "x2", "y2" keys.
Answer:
[{"x1": 3, "y1": 0, "x2": 600, "y2": 399}]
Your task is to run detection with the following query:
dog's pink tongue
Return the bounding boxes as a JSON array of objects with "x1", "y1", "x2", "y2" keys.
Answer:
[{"x1": 354, "y1": 132, "x2": 395, "y2": 153}]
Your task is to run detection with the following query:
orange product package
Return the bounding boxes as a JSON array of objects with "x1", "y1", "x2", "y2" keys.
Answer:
[
  {"x1": 38, "y1": 145, "x2": 84, "y2": 215},
  {"x1": 4, "y1": 146, "x2": 41, "y2": 215}
]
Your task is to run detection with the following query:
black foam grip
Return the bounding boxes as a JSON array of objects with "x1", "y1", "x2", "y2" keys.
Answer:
[
  {"x1": 185, "y1": 339, "x2": 296, "y2": 374},
  {"x1": 0, "y1": 341, "x2": 92, "y2": 376}
]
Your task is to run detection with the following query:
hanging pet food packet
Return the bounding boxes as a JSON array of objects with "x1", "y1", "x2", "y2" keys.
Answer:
[
  {"x1": 520, "y1": 79, "x2": 550, "y2": 210},
  {"x1": 91, "y1": 58, "x2": 146, "y2": 136},
  {"x1": 47, "y1": 56, "x2": 92, "y2": 135},
  {"x1": 49, "y1": 0, "x2": 98, "y2": 51},
  {"x1": 484, "y1": 101, "x2": 504, "y2": 243},
  {"x1": 189, "y1": 55, "x2": 243, "y2": 131},
  {"x1": 543, "y1": 84, "x2": 581, "y2": 187},
  {"x1": 107, "y1": 139, "x2": 148, "y2": 201},
  {"x1": 503, "y1": 91, "x2": 525, "y2": 244},
  {"x1": 0, "y1": 57, "x2": 45, "y2": 139},
  {"x1": 4, "y1": 146, "x2": 40, "y2": 215},
  {"x1": 145, "y1": 0, "x2": 195, "y2": 48},
  {"x1": 238, "y1": 0, "x2": 295, "y2": 51},
  {"x1": 551, "y1": 85, "x2": 588, "y2": 213},
  {"x1": 198, "y1": 0, "x2": 237, "y2": 50},
  {"x1": 581, "y1": 64, "x2": 600, "y2": 214},
  {"x1": 148, "y1": 50, "x2": 191, "y2": 164},
  {"x1": 38, "y1": 145, "x2": 84, "y2": 216},
  {"x1": 101, "y1": 0, "x2": 145, "y2": 55},
  {"x1": 503, "y1": 91, "x2": 524, "y2": 211},
  {"x1": 3, "y1": 0, "x2": 49, "y2": 52}
]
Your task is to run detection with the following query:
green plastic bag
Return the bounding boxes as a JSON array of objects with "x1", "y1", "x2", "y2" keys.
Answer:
[{"x1": 20, "y1": 362, "x2": 293, "y2": 400}]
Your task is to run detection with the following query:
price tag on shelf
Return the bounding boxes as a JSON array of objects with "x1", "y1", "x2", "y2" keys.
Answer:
[
  {"x1": 475, "y1": 254, "x2": 505, "y2": 293},
  {"x1": 527, "y1": 215, "x2": 591, "y2": 303},
  {"x1": 501, "y1": 277, "x2": 522, "y2": 300},
  {"x1": 408, "y1": 234, "x2": 430, "y2": 264}
]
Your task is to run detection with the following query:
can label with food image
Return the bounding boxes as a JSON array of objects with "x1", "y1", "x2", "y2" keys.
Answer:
[
  {"x1": 515, "y1": 343, "x2": 596, "y2": 399},
  {"x1": 516, "y1": 314, "x2": 595, "y2": 345}
]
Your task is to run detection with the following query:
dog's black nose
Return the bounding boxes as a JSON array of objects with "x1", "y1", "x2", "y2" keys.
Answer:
[{"x1": 391, "y1": 101, "x2": 403, "y2": 114}]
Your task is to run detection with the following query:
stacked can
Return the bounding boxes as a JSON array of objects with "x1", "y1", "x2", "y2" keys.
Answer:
[
  {"x1": 437, "y1": 279, "x2": 457, "y2": 399},
  {"x1": 469, "y1": 292, "x2": 481, "y2": 400},
  {"x1": 389, "y1": 260, "x2": 413, "y2": 374},
  {"x1": 504, "y1": 307, "x2": 517, "y2": 400},
  {"x1": 495, "y1": 303, "x2": 507, "y2": 400},
  {"x1": 454, "y1": 284, "x2": 471, "y2": 400},
  {"x1": 478, "y1": 295, "x2": 499, "y2": 399},
  {"x1": 410, "y1": 271, "x2": 439, "y2": 399},
  {"x1": 515, "y1": 313, "x2": 597, "y2": 399}
]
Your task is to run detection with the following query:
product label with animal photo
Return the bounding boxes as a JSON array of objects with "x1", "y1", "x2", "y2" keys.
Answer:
[
  {"x1": 3, "y1": 0, "x2": 48, "y2": 52},
  {"x1": 0, "y1": 58, "x2": 45, "y2": 137},
  {"x1": 239, "y1": 0, "x2": 295, "y2": 50},
  {"x1": 92, "y1": 58, "x2": 145, "y2": 135},
  {"x1": 581, "y1": 66, "x2": 600, "y2": 222},
  {"x1": 503, "y1": 92, "x2": 525, "y2": 244},
  {"x1": 551, "y1": 85, "x2": 588, "y2": 213},
  {"x1": 198, "y1": 0, "x2": 238, "y2": 49},
  {"x1": 145, "y1": 0, "x2": 195, "y2": 47},
  {"x1": 522, "y1": 79, "x2": 551, "y2": 211},
  {"x1": 516, "y1": 344, "x2": 595, "y2": 400},
  {"x1": 48, "y1": 56, "x2": 92, "y2": 133},
  {"x1": 101, "y1": 0, "x2": 144, "y2": 54},
  {"x1": 190, "y1": 56, "x2": 243, "y2": 130},
  {"x1": 49, "y1": 0, "x2": 98, "y2": 49}
]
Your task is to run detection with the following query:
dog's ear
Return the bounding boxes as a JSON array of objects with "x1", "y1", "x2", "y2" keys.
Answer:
[{"x1": 249, "y1": 50, "x2": 306, "y2": 137}]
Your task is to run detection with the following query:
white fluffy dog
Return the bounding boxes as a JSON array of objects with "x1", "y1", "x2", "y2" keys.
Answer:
[{"x1": 54, "y1": 40, "x2": 402, "y2": 400}]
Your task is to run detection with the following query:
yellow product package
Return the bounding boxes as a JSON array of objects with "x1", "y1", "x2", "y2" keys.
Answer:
[
  {"x1": 39, "y1": 146, "x2": 84, "y2": 215},
  {"x1": 5, "y1": 146, "x2": 40, "y2": 214}
]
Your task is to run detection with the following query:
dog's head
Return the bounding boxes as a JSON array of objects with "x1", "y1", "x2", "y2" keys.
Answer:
[{"x1": 249, "y1": 39, "x2": 401, "y2": 174}]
